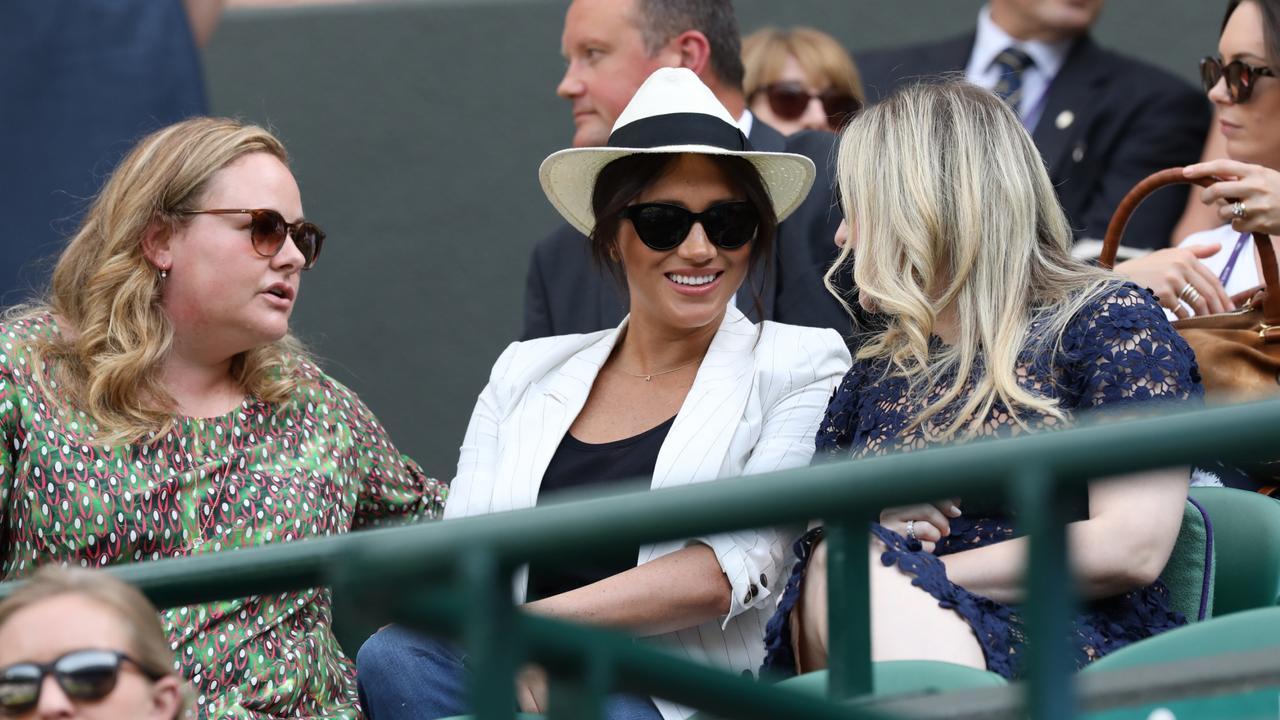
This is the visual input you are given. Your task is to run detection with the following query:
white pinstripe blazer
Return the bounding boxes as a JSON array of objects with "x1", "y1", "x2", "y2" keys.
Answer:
[{"x1": 447, "y1": 307, "x2": 849, "y2": 720}]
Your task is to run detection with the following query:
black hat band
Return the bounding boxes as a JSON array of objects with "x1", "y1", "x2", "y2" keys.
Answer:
[{"x1": 607, "y1": 112, "x2": 752, "y2": 152}]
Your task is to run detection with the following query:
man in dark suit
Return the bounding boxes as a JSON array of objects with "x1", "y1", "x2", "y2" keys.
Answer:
[
  {"x1": 856, "y1": 0, "x2": 1210, "y2": 257},
  {"x1": 522, "y1": 0, "x2": 850, "y2": 340}
]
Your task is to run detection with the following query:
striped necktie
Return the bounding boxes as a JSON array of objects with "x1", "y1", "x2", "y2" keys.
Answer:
[{"x1": 992, "y1": 47, "x2": 1035, "y2": 114}]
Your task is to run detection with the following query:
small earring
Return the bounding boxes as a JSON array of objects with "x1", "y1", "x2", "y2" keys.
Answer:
[{"x1": 159, "y1": 268, "x2": 169, "y2": 280}]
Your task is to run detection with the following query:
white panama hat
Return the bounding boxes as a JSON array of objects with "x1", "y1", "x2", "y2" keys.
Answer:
[{"x1": 539, "y1": 67, "x2": 817, "y2": 237}]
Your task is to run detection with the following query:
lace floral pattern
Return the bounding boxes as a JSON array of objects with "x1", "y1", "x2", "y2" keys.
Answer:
[{"x1": 763, "y1": 284, "x2": 1202, "y2": 679}]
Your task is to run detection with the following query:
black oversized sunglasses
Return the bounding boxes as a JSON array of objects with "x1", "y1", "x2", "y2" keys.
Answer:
[
  {"x1": 620, "y1": 202, "x2": 760, "y2": 252},
  {"x1": 181, "y1": 208, "x2": 325, "y2": 270},
  {"x1": 1200, "y1": 55, "x2": 1276, "y2": 103},
  {"x1": 0, "y1": 649, "x2": 164, "y2": 715},
  {"x1": 758, "y1": 81, "x2": 861, "y2": 129}
]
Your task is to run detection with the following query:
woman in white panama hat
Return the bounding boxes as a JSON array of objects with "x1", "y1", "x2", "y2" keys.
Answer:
[{"x1": 356, "y1": 67, "x2": 850, "y2": 720}]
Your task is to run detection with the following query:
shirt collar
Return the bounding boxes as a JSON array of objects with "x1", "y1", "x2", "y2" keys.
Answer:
[
  {"x1": 737, "y1": 109, "x2": 755, "y2": 139},
  {"x1": 972, "y1": 4, "x2": 1074, "y2": 81}
]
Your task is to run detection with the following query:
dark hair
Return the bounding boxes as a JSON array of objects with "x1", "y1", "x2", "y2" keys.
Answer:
[
  {"x1": 589, "y1": 153, "x2": 777, "y2": 312},
  {"x1": 1223, "y1": 0, "x2": 1280, "y2": 64},
  {"x1": 636, "y1": 0, "x2": 745, "y2": 90}
]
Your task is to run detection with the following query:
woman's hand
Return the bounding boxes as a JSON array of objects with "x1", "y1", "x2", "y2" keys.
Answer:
[
  {"x1": 1114, "y1": 245, "x2": 1233, "y2": 317},
  {"x1": 516, "y1": 665, "x2": 548, "y2": 714},
  {"x1": 1186, "y1": 159, "x2": 1280, "y2": 237},
  {"x1": 879, "y1": 499, "x2": 962, "y2": 553}
]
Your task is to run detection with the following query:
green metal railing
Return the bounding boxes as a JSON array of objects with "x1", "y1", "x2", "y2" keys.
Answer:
[{"x1": 3, "y1": 400, "x2": 1280, "y2": 718}]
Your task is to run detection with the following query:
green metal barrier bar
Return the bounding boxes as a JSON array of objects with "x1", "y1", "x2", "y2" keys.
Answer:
[
  {"x1": 1016, "y1": 465, "x2": 1077, "y2": 720},
  {"x1": 825, "y1": 520, "x2": 873, "y2": 699},
  {"x1": 23, "y1": 400, "x2": 1272, "y2": 610},
  {"x1": 340, "y1": 575, "x2": 893, "y2": 720},
  {"x1": 2, "y1": 400, "x2": 1278, "y2": 719},
  {"x1": 463, "y1": 549, "x2": 519, "y2": 720}
]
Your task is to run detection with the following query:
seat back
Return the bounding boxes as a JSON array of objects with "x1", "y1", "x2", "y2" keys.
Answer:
[
  {"x1": 772, "y1": 662, "x2": 1007, "y2": 698},
  {"x1": 1189, "y1": 487, "x2": 1280, "y2": 615},
  {"x1": 1160, "y1": 498, "x2": 1215, "y2": 621},
  {"x1": 1083, "y1": 605, "x2": 1280, "y2": 673}
]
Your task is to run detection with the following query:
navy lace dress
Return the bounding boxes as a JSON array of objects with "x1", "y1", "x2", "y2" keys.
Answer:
[{"x1": 762, "y1": 284, "x2": 1203, "y2": 680}]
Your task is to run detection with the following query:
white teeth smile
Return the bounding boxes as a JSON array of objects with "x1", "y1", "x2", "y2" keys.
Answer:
[{"x1": 667, "y1": 273, "x2": 718, "y2": 286}]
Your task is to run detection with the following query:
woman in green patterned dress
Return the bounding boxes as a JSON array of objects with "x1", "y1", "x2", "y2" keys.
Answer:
[{"x1": 0, "y1": 117, "x2": 446, "y2": 718}]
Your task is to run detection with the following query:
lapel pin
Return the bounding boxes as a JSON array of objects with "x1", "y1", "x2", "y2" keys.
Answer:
[{"x1": 1055, "y1": 110, "x2": 1075, "y2": 130}]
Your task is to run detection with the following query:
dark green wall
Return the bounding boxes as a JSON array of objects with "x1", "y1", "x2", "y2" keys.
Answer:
[{"x1": 204, "y1": 0, "x2": 1221, "y2": 476}]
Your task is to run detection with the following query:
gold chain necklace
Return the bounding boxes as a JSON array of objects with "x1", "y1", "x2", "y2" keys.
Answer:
[{"x1": 618, "y1": 357, "x2": 701, "y2": 382}]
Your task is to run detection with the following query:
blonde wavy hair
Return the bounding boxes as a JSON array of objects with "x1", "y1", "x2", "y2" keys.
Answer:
[
  {"x1": 825, "y1": 81, "x2": 1119, "y2": 439},
  {"x1": 12, "y1": 117, "x2": 308, "y2": 444}
]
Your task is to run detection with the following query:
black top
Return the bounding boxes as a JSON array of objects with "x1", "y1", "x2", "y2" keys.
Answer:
[{"x1": 525, "y1": 416, "x2": 676, "y2": 601}]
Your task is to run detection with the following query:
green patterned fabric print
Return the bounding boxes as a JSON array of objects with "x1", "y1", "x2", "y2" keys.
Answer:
[{"x1": 0, "y1": 315, "x2": 447, "y2": 718}]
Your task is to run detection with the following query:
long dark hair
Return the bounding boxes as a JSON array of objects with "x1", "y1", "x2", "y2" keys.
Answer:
[
  {"x1": 1224, "y1": 0, "x2": 1280, "y2": 63},
  {"x1": 589, "y1": 152, "x2": 777, "y2": 317}
]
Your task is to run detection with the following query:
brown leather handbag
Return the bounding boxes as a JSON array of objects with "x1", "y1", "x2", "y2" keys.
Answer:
[{"x1": 1101, "y1": 167, "x2": 1280, "y2": 486}]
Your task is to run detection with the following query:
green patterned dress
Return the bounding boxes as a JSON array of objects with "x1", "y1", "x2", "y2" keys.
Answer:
[{"x1": 0, "y1": 314, "x2": 447, "y2": 718}]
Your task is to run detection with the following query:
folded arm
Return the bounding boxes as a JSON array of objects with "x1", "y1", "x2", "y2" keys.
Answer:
[{"x1": 940, "y1": 467, "x2": 1188, "y2": 604}]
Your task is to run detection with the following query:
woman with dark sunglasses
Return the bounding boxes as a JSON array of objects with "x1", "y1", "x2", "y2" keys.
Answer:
[
  {"x1": 356, "y1": 68, "x2": 850, "y2": 720},
  {"x1": 742, "y1": 26, "x2": 865, "y2": 135},
  {"x1": 0, "y1": 117, "x2": 446, "y2": 717},
  {"x1": 1117, "y1": 0, "x2": 1280, "y2": 320},
  {"x1": 0, "y1": 566, "x2": 186, "y2": 719}
]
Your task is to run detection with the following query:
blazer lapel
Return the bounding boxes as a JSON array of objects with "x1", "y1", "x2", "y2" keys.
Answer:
[
  {"x1": 650, "y1": 307, "x2": 758, "y2": 493},
  {"x1": 504, "y1": 325, "x2": 621, "y2": 511},
  {"x1": 1032, "y1": 36, "x2": 1106, "y2": 181}
]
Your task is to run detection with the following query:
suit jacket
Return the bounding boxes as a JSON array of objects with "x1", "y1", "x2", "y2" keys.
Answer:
[
  {"x1": 0, "y1": 0, "x2": 207, "y2": 306},
  {"x1": 448, "y1": 306, "x2": 850, "y2": 719},
  {"x1": 521, "y1": 120, "x2": 853, "y2": 340},
  {"x1": 856, "y1": 34, "x2": 1211, "y2": 250}
]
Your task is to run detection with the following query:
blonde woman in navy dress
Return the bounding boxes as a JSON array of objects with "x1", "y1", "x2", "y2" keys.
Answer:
[{"x1": 763, "y1": 81, "x2": 1202, "y2": 679}]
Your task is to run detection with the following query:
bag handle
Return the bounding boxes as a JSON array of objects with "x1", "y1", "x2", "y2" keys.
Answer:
[{"x1": 1100, "y1": 167, "x2": 1280, "y2": 329}]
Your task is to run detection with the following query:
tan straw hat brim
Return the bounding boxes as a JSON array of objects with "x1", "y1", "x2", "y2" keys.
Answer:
[{"x1": 539, "y1": 144, "x2": 816, "y2": 237}]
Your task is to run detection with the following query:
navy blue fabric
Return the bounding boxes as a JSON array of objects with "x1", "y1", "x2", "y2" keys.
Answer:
[
  {"x1": 0, "y1": 0, "x2": 207, "y2": 305},
  {"x1": 763, "y1": 284, "x2": 1204, "y2": 680}
]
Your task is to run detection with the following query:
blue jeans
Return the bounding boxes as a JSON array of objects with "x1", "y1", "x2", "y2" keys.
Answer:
[{"x1": 357, "y1": 625, "x2": 664, "y2": 720}]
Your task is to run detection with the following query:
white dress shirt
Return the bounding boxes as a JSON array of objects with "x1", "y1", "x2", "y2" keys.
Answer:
[{"x1": 965, "y1": 5, "x2": 1074, "y2": 131}]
